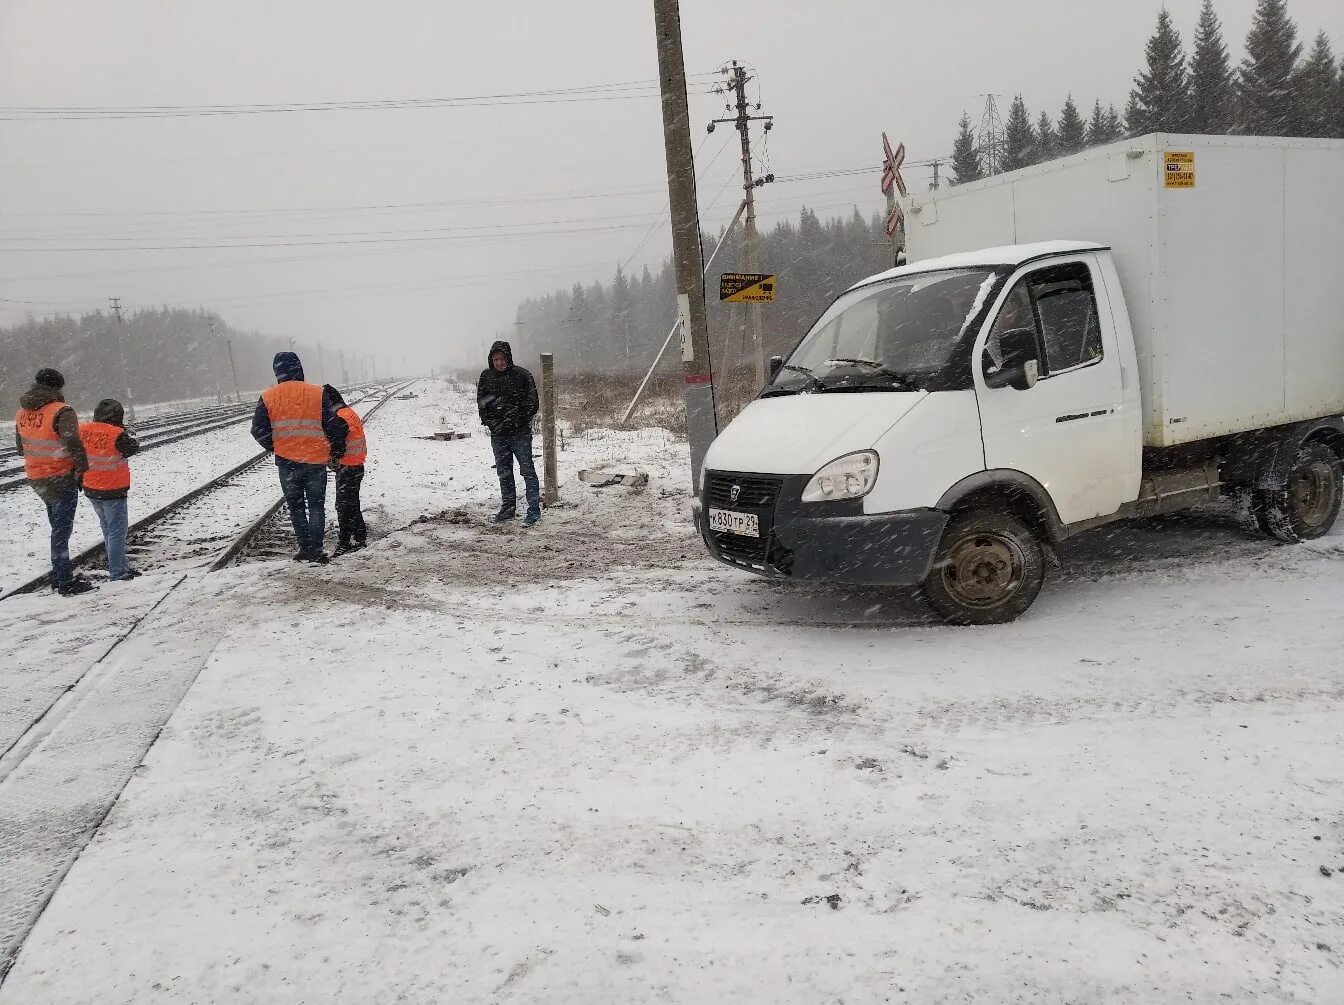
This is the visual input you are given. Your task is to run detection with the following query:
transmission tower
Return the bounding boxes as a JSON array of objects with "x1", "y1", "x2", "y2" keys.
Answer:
[{"x1": 976, "y1": 94, "x2": 1006, "y2": 177}]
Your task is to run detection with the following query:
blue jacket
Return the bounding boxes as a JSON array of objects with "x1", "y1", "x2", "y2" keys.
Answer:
[{"x1": 250, "y1": 352, "x2": 347, "y2": 462}]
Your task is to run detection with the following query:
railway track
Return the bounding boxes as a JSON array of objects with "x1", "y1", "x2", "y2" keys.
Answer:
[
  {"x1": 1, "y1": 379, "x2": 414, "y2": 599},
  {"x1": 0, "y1": 382, "x2": 388, "y2": 490}
]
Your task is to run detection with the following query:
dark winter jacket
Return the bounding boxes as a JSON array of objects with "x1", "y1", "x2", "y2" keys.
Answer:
[
  {"x1": 82, "y1": 398, "x2": 141, "y2": 501},
  {"x1": 477, "y1": 341, "x2": 538, "y2": 438},
  {"x1": 250, "y1": 352, "x2": 347, "y2": 463},
  {"x1": 14, "y1": 383, "x2": 87, "y2": 503}
]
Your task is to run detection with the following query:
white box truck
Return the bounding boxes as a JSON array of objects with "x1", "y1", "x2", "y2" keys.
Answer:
[{"x1": 692, "y1": 134, "x2": 1344, "y2": 624}]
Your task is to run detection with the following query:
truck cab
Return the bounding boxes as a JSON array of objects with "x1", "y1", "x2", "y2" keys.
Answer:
[{"x1": 692, "y1": 239, "x2": 1340, "y2": 624}]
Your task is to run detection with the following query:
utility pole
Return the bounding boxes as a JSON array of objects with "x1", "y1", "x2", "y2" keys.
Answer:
[
  {"x1": 711, "y1": 61, "x2": 774, "y2": 387},
  {"x1": 930, "y1": 159, "x2": 943, "y2": 191},
  {"x1": 653, "y1": 0, "x2": 717, "y2": 485},
  {"x1": 108, "y1": 297, "x2": 137, "y2": 424},
  {"x1": 340, "y1": 348, "x2": 349, "y2": 385}
]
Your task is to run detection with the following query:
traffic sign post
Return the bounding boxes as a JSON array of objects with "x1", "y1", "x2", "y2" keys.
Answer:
[
  {"x1": 881, "y1": 132, "x2": 907, "y2": 262},
  {"x1": 720, "y1": 272, "x2": 777, "y2": 304}
]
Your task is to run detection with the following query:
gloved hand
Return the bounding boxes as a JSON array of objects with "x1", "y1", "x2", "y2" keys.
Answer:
[{"x1": 327, "y1": 458, "x2": 340, "y2": 472}]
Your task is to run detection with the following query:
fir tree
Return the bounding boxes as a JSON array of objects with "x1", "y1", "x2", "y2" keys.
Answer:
[
  {"x1": 1035, "y1": 111, "x2": 1057, "y2": 162},
  {"x1": 1128, "y1": 6, "x2": 1191, "y2": 134},
  {"x1": 1057, "y1": 94, "x2": 1087, "y2": 154},
  {"x1": 1238, "y1": 0, "x2": 1303, "y2": 136},
  {"x1": 1294, "y1": 31, "x2": 1338, "y2": 137},
  {"x1": 1085, "y1": 100, "x2": 1108, "y2": 146},
  {"x1": 1103, "y1": 105, "x2": 1126, "y2": 142},
  {"x1": 1337, "y1": 62, "x2": 1344, "y2": 138},
  {"x1": 1189, "y1": 0, "x2": 1234, "y2": 133},
  {"x1": 1000, "y1": 95, "x2": 1037, "y2": 171},
  {"x1": 950, "y1": 112, "x2": 982, "y2": 184}
]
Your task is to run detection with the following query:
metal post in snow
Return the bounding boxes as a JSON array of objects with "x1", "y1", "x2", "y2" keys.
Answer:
[{"x1": 540, "y1": 352, "x2": 559, "y2": 505}]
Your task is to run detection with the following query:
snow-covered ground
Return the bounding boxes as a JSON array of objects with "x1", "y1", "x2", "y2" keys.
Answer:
[{"x1": 1, "y1": 379, "x2": 1342, "y2": 1002}]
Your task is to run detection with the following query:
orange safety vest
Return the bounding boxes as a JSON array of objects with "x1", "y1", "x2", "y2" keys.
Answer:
[
  {"x1": 15, "y1": 401, "x2": 75, "y2": 480},
  {"x1": 338, "y1": 406, "x2": 367, "y2": 466},
  {"x1": 79, "y1": 420, "x2": 131, "y2": 492},
  {"x1": 262, "y1": 381, "x2": 329, "y2": 464}
]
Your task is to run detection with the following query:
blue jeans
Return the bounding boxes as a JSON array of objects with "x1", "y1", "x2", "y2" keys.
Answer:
[
  {"x1": 277, "y1": 459, "x2": 327, "y2": 556},
  {"x1": 44, "y1": 483, "x2": 80, "y2": 586},
  {"x1": 491, "y1": 430, "x2": 540, "y2": 516},
  {"x1": 89, "y1": 497, "x2": 130, "y2": 579}
]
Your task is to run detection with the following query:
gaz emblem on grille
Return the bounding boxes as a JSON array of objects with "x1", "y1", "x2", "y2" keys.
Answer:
[{"x1": 730, "y1": 484, "x2": 741, "y2": 503}]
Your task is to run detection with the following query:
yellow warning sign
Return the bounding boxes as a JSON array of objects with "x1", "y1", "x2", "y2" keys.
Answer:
[
  {"x1": 1164, "y1": 150, "x2": 1195, "y2": 189},
  {"x1": 720, "y1": 272, "x2": 777, "y2": 303}
]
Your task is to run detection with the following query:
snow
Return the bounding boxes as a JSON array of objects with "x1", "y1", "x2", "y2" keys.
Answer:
[
  {"x1": 853, "y1": 241, "x2": 1107, "y2": 291},
  {"x1": 1, "y1": 379, "x2": 1343, "y2": 1002},
  {"x1": 0, "y1": 385, "x2": 398, "y2": 594}
]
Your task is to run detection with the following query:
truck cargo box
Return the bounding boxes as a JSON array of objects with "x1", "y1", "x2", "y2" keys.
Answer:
[{"x1": 903, "y1": 134, "x2": 1344, "y2": 448}]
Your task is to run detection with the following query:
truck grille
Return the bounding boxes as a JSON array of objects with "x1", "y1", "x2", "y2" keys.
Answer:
[
  {"x1": 713, "y1": 531, "x2": 771, "y2": 566},
  {"x1": 706, "y1": 472, "x2": 783, "y2": 510}
]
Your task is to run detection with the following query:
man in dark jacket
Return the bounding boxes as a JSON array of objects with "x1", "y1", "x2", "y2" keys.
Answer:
[
  {"x1": 251, "y1": 352, "x2": 347, "y2": 564},
  {"x1": 79, "y1": 399, "x2": 141, "y2": 582},
  {"x1": 477, "y1": 341, "x2": 541, "y2": 524},
  {"x1": 14, "y1": 367, "x2": 92, "y2": 596}
]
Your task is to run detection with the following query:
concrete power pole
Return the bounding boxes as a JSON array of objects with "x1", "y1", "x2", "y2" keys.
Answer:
[
  {"x1": 712, "y1": 61, "x2": 774, "y2": 387},
  {"x1": 652, "y1": 0, "x2": 717, "y2": 486},
  {"x1": 108, "y1": 297, "x2": 137, "y2": 423}
]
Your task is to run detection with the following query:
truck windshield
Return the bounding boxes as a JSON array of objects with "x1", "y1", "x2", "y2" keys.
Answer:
[{"x1": 769, "y1": 268, "x2": 997, "y2": 393}]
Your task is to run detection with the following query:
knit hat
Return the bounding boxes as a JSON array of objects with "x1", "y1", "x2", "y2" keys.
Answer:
[{"x1": 35, "y1": 367, "x2": 65, "y2": 390}]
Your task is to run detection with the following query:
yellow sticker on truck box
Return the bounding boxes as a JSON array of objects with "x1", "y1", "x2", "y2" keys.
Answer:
[{"x1": 1164, "y1": 150, "x2": 1195, "y2": 188}]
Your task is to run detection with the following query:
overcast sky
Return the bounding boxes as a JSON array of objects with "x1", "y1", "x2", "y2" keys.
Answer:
[{"x1": 3, "y1": 0, "x2": 1341, "y2": 372}]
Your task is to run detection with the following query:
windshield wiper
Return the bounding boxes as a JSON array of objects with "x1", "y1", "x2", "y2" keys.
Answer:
[
  {"x1": 777, "y1": 363, "x2": 825, "y2": 392},
  {"x1": 823, "y1": 358, "x2": 921, "y2": 389}
]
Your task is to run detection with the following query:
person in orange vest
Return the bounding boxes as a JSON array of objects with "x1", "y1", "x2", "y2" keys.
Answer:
[
  {"x1": 14, "y1": 367, "x2": 93, "y2": 596},
  {"x1": 79, "y1": 398, "x2": 142, "y2": 582},
  {"x1": 323, "y1": 384, "x2": 367, "y2": 557},
  {"x1": 250, "y1": 352, "x2": 347, "y2": 564}
]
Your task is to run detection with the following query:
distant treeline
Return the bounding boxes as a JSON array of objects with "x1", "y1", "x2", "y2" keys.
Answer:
[
  {"x1": 510, "y1": 208, "x2": 897, "y2": 378},
  {"x1": 0, "y1": 307, "x2": 372, "y2": 410},
  {"x1": 949, "y1": 0, "x2": 1344, "y2": 183}
]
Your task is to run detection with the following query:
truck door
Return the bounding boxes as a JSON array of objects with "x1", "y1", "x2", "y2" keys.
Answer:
[{"x1": 975, "y1": 255, "x2": 1132, "y2": 526}]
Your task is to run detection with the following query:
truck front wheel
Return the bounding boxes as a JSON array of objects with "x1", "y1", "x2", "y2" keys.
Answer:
[
  {"x1": 1260, "y1": 442, "x2": 1343, "y2": 542},
  {"x1": 922, "y1": 510, "x2": 1045, "y2": 626}
]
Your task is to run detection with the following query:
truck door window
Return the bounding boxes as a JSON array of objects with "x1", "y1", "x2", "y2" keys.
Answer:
[
  {"x1": 1028, "y1": 263, "x2": 1103, "y2": 375},
  {"x1": 983, "y1": 283, "x2": 1036, "y2": 375}
]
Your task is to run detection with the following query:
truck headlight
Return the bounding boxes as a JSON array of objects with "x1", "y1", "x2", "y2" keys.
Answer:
[{"x1": 801, "y1": 451, "x2": 879, "y2": 502}]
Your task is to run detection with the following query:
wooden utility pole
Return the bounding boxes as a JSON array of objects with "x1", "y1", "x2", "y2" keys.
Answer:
[
  {"x1": 539, "y1": 352, "x2": 558, "y2": 505},
  {"x1": 652, "y1": 0, "x2": 717, "y2": 486},
  {"x1": 723, "y1": 61, "x2": 773, "y2": 386}
]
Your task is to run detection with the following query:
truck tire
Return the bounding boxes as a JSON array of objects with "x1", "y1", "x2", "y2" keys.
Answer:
[
  {"x1": 1259, "y1": 442, "x2": 1342, "y2": 542},
  {"x1": 922, "y1": 510, "x2": 1045, "y2": 626}
]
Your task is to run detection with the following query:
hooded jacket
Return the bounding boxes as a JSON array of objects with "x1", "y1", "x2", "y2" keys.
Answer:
[
  {"x1": 81, "y1": 399, "x2": 141, "y2": 501},
  {"x1": 477, "y1": 341, "x2": 538, "y2": 438},
  {"x1": 14, "y1": 383, "x2": 88, "y2": 503},
  {"x1": 251, "y1": 352, "x2": 347, "y2": 463}
]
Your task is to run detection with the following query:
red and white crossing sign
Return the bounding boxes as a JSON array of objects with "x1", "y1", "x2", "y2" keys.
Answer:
[
  {"x1": 880, "y1": 133, "x2": 908, "y2": 198},
  {"x1": 885, "y1": 203, "x2": 904, "y2": 239}
]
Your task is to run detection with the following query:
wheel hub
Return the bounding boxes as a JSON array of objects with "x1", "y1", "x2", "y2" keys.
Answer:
[
  {"x1": 943, "y1": 533, "x2": 1025, "y2": 608},
  {"x1": 1289, "y1": 459, "x2": 1338, "y2": 529}
]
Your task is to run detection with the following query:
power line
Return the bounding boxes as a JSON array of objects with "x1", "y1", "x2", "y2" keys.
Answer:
[{"x1": 0, "y1": 75, "x2": 722, "y2": 121}]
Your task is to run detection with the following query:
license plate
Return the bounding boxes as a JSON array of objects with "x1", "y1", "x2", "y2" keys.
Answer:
[{"x1": 708, "y1": 508, "x2": 759, "y2": 538}]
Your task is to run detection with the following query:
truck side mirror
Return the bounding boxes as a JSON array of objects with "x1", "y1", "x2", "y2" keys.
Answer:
[
  {"x1": 768, "y1": 355, "x2": 784, "y2": 381},
  {"x1": 984, "y1": 328, "x2": 1041, "y2": 391}
]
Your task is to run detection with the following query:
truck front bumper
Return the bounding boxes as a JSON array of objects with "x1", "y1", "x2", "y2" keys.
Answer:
[{"x1": 693, "y1": 483, "x2": 948, "y2": 587}]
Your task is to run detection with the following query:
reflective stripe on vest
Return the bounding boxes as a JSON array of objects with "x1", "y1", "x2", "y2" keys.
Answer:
[
  {"x1": 262, "y1": 382, "x2": 329, "y2": 463},
  {"x1": 15, "y1": 401, "x2": 75, "y2": 480},
  {"x1": 79, "y1": 420, "x2": 131, "y2": 492},
  {"x1": 337, "y1": 406, "x2": 367, "y2": 466}
]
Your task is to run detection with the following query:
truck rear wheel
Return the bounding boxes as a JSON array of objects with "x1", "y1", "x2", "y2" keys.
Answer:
[
  {"x1": 1260, "y1": 442, "x2": 1342, "y2": 542},
  {"x1": 922, "y1": 510, "x2": 1045, "y2": 626}
]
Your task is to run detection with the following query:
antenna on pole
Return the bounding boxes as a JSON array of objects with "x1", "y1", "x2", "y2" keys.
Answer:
[{"x1": 975, "y1": 94, "x2": 1007, "y2": 177}]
